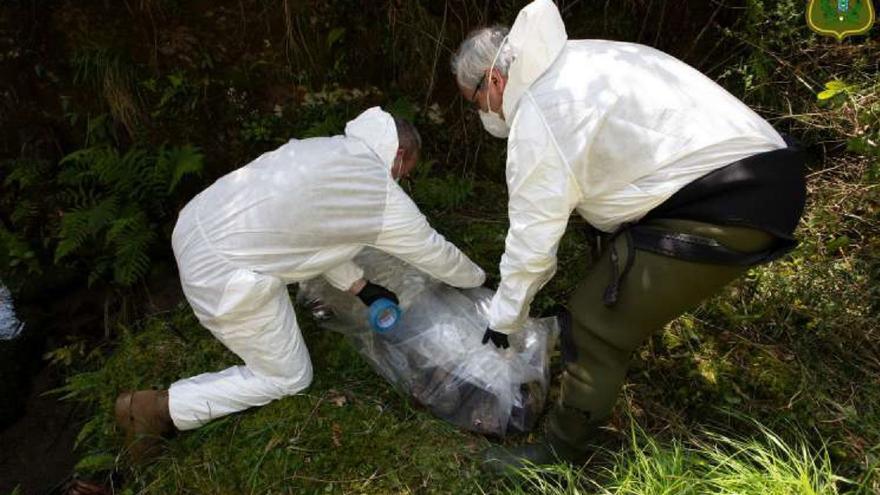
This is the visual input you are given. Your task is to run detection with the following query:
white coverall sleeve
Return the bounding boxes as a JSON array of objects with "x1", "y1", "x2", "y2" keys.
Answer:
[
  {"x1": 322, "y1": 261, "x2": 364, "y2": 292},
  {"x1": 488, "y1": 106, "x2": 581, "y2": 335},
  {"x1": 374, "y1": 185, "x2": 486, "y2": 289}
]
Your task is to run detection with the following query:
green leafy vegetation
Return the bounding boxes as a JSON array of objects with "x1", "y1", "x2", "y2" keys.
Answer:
[
  {"x1": 2, "y1": 116, "x2": 204, "y2": 289},
  {"x1": 55, "y1": 123, "x2": 204, "y2": 286}
]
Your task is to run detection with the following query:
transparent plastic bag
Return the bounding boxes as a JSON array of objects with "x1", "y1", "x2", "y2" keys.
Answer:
[
  {"x1": 0, "y1": 285, "x2": 23, "y2": 341},
  {"x1": 298, "y1": 249, "x2": 559, "y2": 436},
  {"x1": 1, "y1": 282, "x2": 37, "y2": 428}
]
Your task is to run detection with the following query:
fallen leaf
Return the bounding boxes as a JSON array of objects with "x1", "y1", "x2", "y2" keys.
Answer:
[
  {"x1": 327, "y1": 389, "x2": 348, "y2": 407},
  {"x1": 331, "y1": 423, "x2": 343, "y2": 447}
]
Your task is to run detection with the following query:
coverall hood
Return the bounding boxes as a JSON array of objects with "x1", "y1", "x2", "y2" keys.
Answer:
[
  {"x1": 344, "y1": 106, "x2": 399, "y2": 171},
  {"x1": 501, "y1": 0, "x2": 568, "y2": 121}
]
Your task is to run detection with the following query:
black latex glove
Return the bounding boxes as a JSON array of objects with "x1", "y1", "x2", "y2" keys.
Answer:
[
  {"x1": 356, "y1": 281, "x2": 399, "y2": 306},
  {"x1": 481, "y1": 327, "x2": 510, "y2": 349}
]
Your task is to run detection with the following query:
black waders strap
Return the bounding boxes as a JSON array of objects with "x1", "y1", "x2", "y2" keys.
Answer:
[
  {"x1": 630, "y1": 226, "x2": 795, "y2": 266},
  {"x1": 557, "y1": 309, "x2": 577, "y2": 363},
  {"x1": 600, "y1": 223, "x2": 796, "y2": 308},
  {"x1": 603, "y1": 225, "x2": 636, "y2": 307}
]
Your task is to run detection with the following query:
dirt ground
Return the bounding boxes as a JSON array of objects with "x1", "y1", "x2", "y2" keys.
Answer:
[{"x1": 0, "y1": 365, "x2": 87, "y2": 495}]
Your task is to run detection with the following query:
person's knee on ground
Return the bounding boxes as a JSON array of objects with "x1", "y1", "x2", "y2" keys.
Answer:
[
  {"x1": 165, "y1": 267, "x2": 317, "y2": 431},
  {"x1": 167, "y1": 354, "x2": 314, "y2": 432},
  {"x1": 268, "y1": 356, "x2": 314, "y2": 396}
]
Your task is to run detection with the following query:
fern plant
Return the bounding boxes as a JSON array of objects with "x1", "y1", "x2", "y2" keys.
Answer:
[
  {"x1": 54, "y1": 116, "x2": 203, "y2": 286},
  {"x1": 0, "y1": 156, "x2": 60, "y2": 292}
]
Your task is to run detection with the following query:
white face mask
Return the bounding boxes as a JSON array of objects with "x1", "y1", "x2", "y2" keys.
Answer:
[
  {"x1": 478, "y1": 36, "x2": 511, "y2": 139},
  {"x1": 479, "y1": 110, "x2": 510, "y2": 138}
]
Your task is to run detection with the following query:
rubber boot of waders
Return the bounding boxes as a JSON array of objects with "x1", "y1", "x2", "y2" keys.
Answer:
[
  {"x1": 482, "y1": 310, "x2": 594, "y2": 474},
  {"x1": 482, "y1": 418, "x2": 595, "y2": 474},
  {"x1": 483, "y1": 293, "x2": 635, "y2": 475},
  {"x1": 114, "y1": 390, "x2": 174, "y2": 463}
]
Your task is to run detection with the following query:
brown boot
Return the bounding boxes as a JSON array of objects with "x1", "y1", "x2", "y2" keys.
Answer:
[{"x1": 114, "y1": 390, "x2": 174, "y2": 462}]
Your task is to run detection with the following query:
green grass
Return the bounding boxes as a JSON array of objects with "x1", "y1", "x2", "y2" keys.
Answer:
[
  {"x1": 500, "y1": 419, "x2": 874, "y2": 495},
  {"x1": 57, "y1": 303, "x2": 495, "y2": 493},
  {"x1": 58, "y1": 299, "x2": 880, "y2": 494}
]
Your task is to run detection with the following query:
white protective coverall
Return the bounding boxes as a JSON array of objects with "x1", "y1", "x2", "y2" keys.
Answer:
[
  {"x1": 169, "y1": 107, "x2": 485, "y2": 430},
  {"x1": 487, "y1": 0, "x2": 787, "y2": 335}
]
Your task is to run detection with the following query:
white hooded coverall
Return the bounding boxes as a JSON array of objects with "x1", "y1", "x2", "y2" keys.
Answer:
[
  {"x1": 486, "y1": 0, "x2": 788, "y2": 335},
  {"x1": 169, "y1": 107, "x2": 485, "y2": 430}
]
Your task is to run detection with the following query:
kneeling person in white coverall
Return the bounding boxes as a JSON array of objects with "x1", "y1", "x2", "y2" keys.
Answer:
[{"x1": 114, "y1": 107, "x2": 486, "y2": 456}]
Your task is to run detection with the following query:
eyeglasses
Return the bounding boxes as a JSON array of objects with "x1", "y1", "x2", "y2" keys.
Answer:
[{"x1": 471, "y1": 72, "x2": 487, "y2": 101}]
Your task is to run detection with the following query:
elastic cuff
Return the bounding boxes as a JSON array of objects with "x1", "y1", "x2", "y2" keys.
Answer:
[
  {"x1": 167, "y1": 382, "x2": 204, "y2": 431},
  {"x1": 323, "y1": 262, "x2": 365, "y2": 292},
  {"x1": 472, "y1": 269, "x2": 487, "y2": 288}
]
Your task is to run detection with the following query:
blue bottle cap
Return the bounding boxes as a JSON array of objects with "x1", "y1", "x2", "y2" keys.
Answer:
[{"x1": 369, "y1": 298, "x2": 401, "y2": 333}]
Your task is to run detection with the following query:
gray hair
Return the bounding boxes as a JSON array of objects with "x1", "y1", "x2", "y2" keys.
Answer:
[
  {"x1": 393, "y1": 117, "x2": 422, "y2": 157},
  {"x1": 450, "y1": 25, "x2": 514, "y2": 92}
]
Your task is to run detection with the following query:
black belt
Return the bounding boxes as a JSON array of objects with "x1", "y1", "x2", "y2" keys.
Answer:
[{"x1": 601, "y1": 223, "x2": 795, "y2": 307}]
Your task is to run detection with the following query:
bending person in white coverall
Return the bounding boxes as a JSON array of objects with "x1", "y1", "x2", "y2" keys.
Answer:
[
  {"x1": 452, "y1": 0, "x2": 805, "y2": 469},
  {"x1": 114, "y1": 107, "x2": 485, "y2": 458}
]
